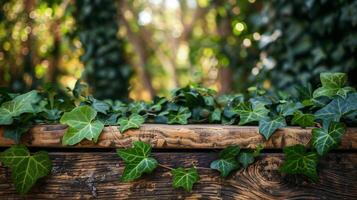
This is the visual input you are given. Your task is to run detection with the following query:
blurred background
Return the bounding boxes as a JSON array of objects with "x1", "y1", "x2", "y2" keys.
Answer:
[{"x1": 0, "y1": 0, "x2": 356, "y2": 100}]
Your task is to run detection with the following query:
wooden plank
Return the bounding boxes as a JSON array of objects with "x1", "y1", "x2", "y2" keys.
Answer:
[
  {"x1": 0, "y1": 124, "x2": 356, "y2": 149},
  {"x1": 0, "y1": 152, "x2": 356, "y2": 199}
]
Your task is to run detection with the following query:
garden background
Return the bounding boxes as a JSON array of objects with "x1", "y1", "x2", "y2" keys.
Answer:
[{"x1": 0, "y1": 0, "x2": 356, "y2": 100}]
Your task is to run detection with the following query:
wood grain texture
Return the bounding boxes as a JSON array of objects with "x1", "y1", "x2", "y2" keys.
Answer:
[
  {"x1": 0, "y1": 152, "x2": 356, "y2": 199},
  {"x1": 0, "y1": 124, "x2": 357, "y2": 149}
]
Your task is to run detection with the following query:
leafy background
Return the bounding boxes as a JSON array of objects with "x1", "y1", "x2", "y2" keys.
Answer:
[
  {"x1": 0, "y1": 0, "x2": 356, "y2": 100},
  {"x1": 1, "y1": 0, "x2": 357, "y2": 194}
]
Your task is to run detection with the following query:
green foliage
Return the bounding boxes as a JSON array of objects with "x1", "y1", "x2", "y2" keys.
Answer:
[
  {"x1": 168, "y1": 107, "x2": 192, "y2": 124},
  {"x1": 277, "y1": 101, "x2": 303, "y2": 117},
  {"x1": 238, "y1": 153, "x2": 254, "y2": 168},
  {"x1": 258, "y1": 0, "x2": 357, "y2": 91},
  {"x1": 312, "y1": 122, "x2": 346, "y2": 156},
  {"x1": 314, "y1": 93, "x2": 357, "y2": 123},
  {"x1": 235, "y1": 102, "x2": 269, "y2": 125},
  {"x1": 280, "y1": 145, "x2": 318, "y2": 181},
  {"x1": 75, "y1": 0, "x2": 131, "y2": 100},
  {"x1": 259, "y1": 116, "x2": 286, "y2": 140},
  {"x1": 239, "y1": 144, "x2": 263, "y2": 168},
  {"x1": 171, "y1": 168, "x2": 199, "y2": 192},
  {"x1": 60, "y1": 105, "x2": 104, "y2": 145},
  {"x1": 210, "y1": 146, "x2": 240, "y2": 177},
  {"x1": 117, "y1": 114, "x2": 145, "y2": 133},
  {"x1": 1, "y1": 72, "x2": 357, "y2": 193},
  {"x1": 0, "y1": 91, "x2": 39, "y2": 125},
  {"x1": 291, "y1": 111, "x2": 315, "y2": 128},
  {"x1": 117, "y1": 141, "x2": 158, "y2": 182},
  {"x1": 0, "y1": 145, "x2": 52, "y2": 194},
  {"x1": 313, "y1": 73, "x2": 354, "y2": 99},
  {"x1": 210, "y1": 145, "x2": 262, "y2": 177}
]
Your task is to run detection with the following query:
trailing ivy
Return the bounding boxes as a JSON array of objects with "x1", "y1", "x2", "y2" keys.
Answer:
[{"x1": 0, "y1": 72, "x2": 356, "y2": 193}]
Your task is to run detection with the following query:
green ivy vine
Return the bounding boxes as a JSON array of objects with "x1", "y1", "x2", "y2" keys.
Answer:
[{"x1": 0, "y1": 72, "x2": 356, "y2": 193}]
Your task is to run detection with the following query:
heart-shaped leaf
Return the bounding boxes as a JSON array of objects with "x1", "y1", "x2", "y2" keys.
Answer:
[
  {"x1": 60, "y1": 105, "x2": 104, "y2": 145},
  {"x1": 0, "y1": 91, "x2": 39, "y2": 125},
  {"x1": 171, "y1": 167, "x2": 199, "y2": 192},
  {"x1": 235, "y1": 102, "x2": 269, "y2": 125},
  {"x1": 280, "y1": 145, "x2": 318, "y2": 181},
  {"x1": 117, "y1": 114, "x2": 145, "y2": 133},
  {"x1": 117, "y1": 141, "x2": 158, "y2": 182},
  {"x1": 168, "y1": 107, "x2": 191, "y2": 124},
  {"x1": 210, "y1": 158, "x2": 239, "y2": 177},
  {"x1": 312, "y1": 122, "x2": 346, "y2": 156},
  {"x1": 259, "y1": 116, "x2": 286, "y2": 140},
  {"x1": 120, "y1": 158, "x2": 158, "y2": 182},
  {"x1": 209, "y1": 108, "x2": 222, "y2": 122},
  {"x1": 277, "y1": 101, "x2": 303, "y2": 116},
  {"x1": 315, "y1": 92, "x2": 357, "y2": 123},
  {"x1": 238, "y1": 152, "x2": 255, "y2": 168},
  {"x1": 313, "y1": 72, "x2": 354, "y2": 99},
  {"x1": 0, "y1": 145, "x2": 52, "y2": 194},
  {"x1": 210, "y1": 145, "x2": 240, "y2": 177},
  {"x1": 291, "y1": 111, "x2": 315, "y2": 128},
  {"x1": 219, "y1": 145, "x2": 240, "y2": 159}
]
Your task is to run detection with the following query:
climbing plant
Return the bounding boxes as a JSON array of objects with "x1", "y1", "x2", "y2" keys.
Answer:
[
  {"x1": 0, "y1": 72, "x2": 356, "y2": 193},
  {"x1": 75, "y1": 0, "x2": 132, "y2": 100},
  {"x1": 256, "y1": 0, "x2": 357, "y2": 91}
]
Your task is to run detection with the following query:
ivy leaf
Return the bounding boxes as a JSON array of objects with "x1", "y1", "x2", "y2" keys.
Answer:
[
  {"x1": 168, "y1": 107, "x2": 191, "y2": 124},
  {"x1": 277, "y1": 101, "x2": 303, "y2": 116},
  {"x1": 88, "y1": 96, "x2": 110, "y2": 114},
  {"x1": 117, "y1": 141, "x2": 152, "y2": 163},
  {"x1": 210, "y1": 158, "x2": 239, "y2": 177},
  {"x1": 291, "y1": 111, "x2": 315, "y2": 128},
  {"x1": 235, "y1": 102, "x2": 269, "y2": 125},
  {"x1": 312, "y1": 122, "x2": 346, "y2": 156},
  {"x1": 313, "y1": 72, "x2": 354, "y2": 99},
  {"x1": 238, "y1": 144, "x2": 263, "y2": 168},
  {"x1": 120, "y1": 158, "x2": 157, "y2": 182},
  {"x1": 259, "y1": 116, "x2": 286, "y2": 140},
  {"x1": 209, "y1": 108, "x2": 221, "y2": 122},
  {"x1": 210, "y1": 145, "x2": 240, "y2": 177},
  {"x1": 0, "y1": 145, "x2": 52, "y2": 194},
  {"x1": 280, "y1": 145, "x2": 318, "y2": 181},
  {"x1": 238, "y1": 152, "x2": 254, "y2": 168},
  {"x1": 315, "y1": 92, "x2": 357, "y2": 123},
  {"x1": 117, "y1": 114, "x2": 145, "y2": 133},
  {"x1": 117, "y1": 141, "x2": 157, "y2": 182},
  {"x1": 0, "y1": 91, "x2": 39, "y2": 125},
  {"x1": 219, "y1": 145, "x2": 240, "y2": 159},
  {"x1": 171, "y1": 167, "x2": 199, "y2": 192},
  {"x1": 60, "y1": 105, "x2": 104, "y2": 145},
  {"x1": 4, "y1": 125, "x2": 31, "y2": 143}
]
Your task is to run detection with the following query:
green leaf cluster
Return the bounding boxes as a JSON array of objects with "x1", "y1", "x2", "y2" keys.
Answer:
[
  {"x1": 280, "y1": 145, "x2": 318, "y2": 181},
  {"x1": 210, "y1": 145, "x2": 263, "y2": 177},
  {"x1": 117, "y1": 141, "x2": 199, "y2": 192},
  {"x1": 1, "y1": 72, "x2": 357, "y2": 193}
]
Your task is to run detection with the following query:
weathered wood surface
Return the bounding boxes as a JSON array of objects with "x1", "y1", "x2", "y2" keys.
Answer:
[
  {"x1": 0, "y1": 152, "x2": 356, "y2": 199},
  {"x1": 0, "y1": 124, "x2": 356, "y2": 149}
]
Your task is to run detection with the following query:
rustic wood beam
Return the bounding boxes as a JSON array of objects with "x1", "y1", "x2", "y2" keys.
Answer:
[
  {"x1": 0, "y1": 152, "x2": 356, "y2": 199},
  {"x1": 0, "y1": 125, "x2": 356, "y2": 149}
]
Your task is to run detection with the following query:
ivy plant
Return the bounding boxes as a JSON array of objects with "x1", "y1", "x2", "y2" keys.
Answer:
[
  {"x1": 0, "y1": 145, "x2": 52, "y2": 194},
  {"x1": 0, "y1": 72, "x2": 356, "y2": 193}
]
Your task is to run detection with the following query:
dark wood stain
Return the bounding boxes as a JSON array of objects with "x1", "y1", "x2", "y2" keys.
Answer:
[{"x1": 0, "y1": 152, "x2": 356, "y2": 199}]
